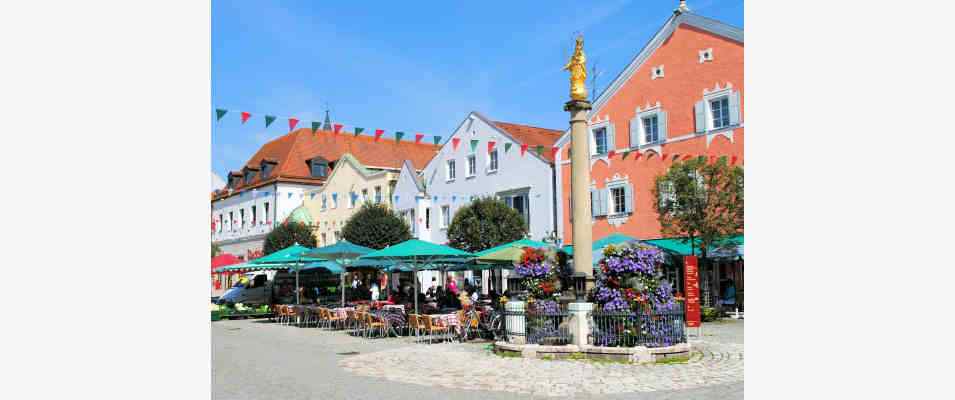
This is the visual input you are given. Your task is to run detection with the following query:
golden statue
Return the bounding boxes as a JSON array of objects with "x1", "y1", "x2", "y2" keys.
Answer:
[{"x1": 563, "y1": 35, "x2": 588, "y2": 101}]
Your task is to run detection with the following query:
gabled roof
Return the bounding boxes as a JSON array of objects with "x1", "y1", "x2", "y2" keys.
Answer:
[
  {"x1": 213, "y1": 128, "x2": 439, "y2": 200},
  {"x1": 466, "y1": 111, "x2": 563, "y2": 163},
  {"x1": 400, "y1": 159, "x2": 426, "y2": 193},
  {"x1": 306, "y1": 153, "x2": 391, "y2": 195},
  {"x1": 555, "y1": 10, "x2": 743, "y2": 148}
]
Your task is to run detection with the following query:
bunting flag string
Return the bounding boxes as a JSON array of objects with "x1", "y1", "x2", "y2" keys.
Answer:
[{"x1": 213, "y1": 107, "x2": 744, "y2": 167}]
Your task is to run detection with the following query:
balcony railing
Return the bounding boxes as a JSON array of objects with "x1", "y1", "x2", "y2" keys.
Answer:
[{"x1": 211, "y1": 222, "x2": 273, "y2": 242}]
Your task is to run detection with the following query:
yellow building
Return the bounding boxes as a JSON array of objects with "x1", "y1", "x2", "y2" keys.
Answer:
[{"x1": 303, "y1": 153, "x2": 401, "y2": 247}]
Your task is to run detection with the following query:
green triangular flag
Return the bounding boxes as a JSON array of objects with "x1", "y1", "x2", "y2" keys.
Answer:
[
  {"x1": 504, "y1": 142, "x2": 512, "y2": 153},
  {"x1": 432, "y1": 136, "x2": 442, "y2": 145},
  {"x1": 265, "y1": 115, "x2": 276, "y2": 128},
  {"x1": 469, "y1": 139, "x2": 479, "y2": 153},
  {"x1": 395, "y1": 131, "x2": 405, "y2": 142},
  {"x1": 621, "y1": 150, "x2": 631, "y2": 159},
  {"x1": 354, "y1": 127, "x2": 364, "y2": 137},
  {"x1": 215, "y1": 109, "x2": 228, "y2": 121},
  {"x1": 535, "y1": 145, "x2": 544, "y2": 156},
  {"x1": 311, "y1": 121, "x2": 320, "y2": 134}
]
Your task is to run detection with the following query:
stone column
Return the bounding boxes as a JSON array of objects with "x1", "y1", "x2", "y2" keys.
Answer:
[
  {"x1": 565, "y1": 99, "x2": 594, "y2": 290},
  {"x1": 568, "y1": 302, "x2": 593, "y2": 347},
  {"x1": 504, "y1": 300, "x2": 526, "y2": 344}
]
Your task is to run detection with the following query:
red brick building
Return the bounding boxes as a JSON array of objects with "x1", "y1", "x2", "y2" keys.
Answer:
[{"x1": 555, "y1": 8, "x2": 743, "y2": 243}]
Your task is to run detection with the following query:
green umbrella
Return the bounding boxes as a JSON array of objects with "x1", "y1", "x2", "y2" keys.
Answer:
[
  {"x1": 306, "y1": 240, "x2": 375, "y2": 306},
  {"x1": 562, "y1": 233, "x2": 639, "y2": 261},
  {"x1": 359, "y1": 239, "x2": 473, "y2": 313},
  {"x1": 249, "y1": 244, "x2": 323, "y2": 305}
]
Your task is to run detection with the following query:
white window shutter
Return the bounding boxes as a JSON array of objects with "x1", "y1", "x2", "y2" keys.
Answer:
[
  {"x1": 597, "y1": 189, "x2": 609, "y2": 216},
  {"x1": 659, "y1": 111, "x2": 668, "y2": 141},
  {"x1": 728, "y1": 91, "x2": 741, "y2": 125},
  {"x1": 588, "y1": 128, "x2": 597, "y2": 156},
  {"x1": 694, "y1": 100, "x2": 706, "y2": 133},
  {"x1": 606, "y1": 125, "x2": 615, "y2": 152},
  {"x1": 624, "y1": 183, "x2": 634, "y2": 213},
  {"x1": 629, "y1": 117, "x2": 640, "y2": 148}
]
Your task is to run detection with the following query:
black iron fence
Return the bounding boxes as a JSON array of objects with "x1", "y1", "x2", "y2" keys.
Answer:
[
  {"x1": 589, "y1": 305, "x2": 686, "y2": 348},
  {"x1": 503, "y1": 304, "x2": 573, "y2": 345}
]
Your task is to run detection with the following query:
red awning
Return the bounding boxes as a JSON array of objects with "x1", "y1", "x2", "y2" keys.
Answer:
[{"x1": 211, "y1": 253, "x2": 241, "y2": 272}]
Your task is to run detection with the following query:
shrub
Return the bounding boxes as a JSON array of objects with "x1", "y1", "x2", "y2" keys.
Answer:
[
  {"x1": 447, "y1": 197, "x2": 527, "y2": 253},
  {"x1": 263, "y1": 221, "x2": 316, "y2": 254},
  {"x1": 341, "y1": 202, "x2": 412, "y2": 250}
]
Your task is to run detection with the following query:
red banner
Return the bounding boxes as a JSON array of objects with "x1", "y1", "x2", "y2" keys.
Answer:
[{"x1": 684, "y1": 255, "x2": 701, "y2": 328}]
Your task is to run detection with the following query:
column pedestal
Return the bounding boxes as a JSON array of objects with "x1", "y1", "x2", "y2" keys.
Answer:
[
  {"x1": 568, "y1": 302, "x2": 593, "y2": 347},
  {"x1": 504, "y1": 301, "x2": 526, "y2": 344}
]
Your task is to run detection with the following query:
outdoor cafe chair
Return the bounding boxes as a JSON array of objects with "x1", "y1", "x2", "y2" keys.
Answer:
[
  {"x1": 407, "y1": 314, "x2": 421, "y2": 338},
  {"x1": 364, "y1": 313, "x2": 386, "y2": 339},
  {"x1": 274, "y1": 305, "x2": 287, "y2": 325},
  {"x1": 345, "y1": 309, "x2": 359, "y2": 332},
  {"x1": 325, "y1": 308, "x2": 345, "y2": 330},
  {"x1": 421, "y1": 315, "x2": 450, "y2": 344}
]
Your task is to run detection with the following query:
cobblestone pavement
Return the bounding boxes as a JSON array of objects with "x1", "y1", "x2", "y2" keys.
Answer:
[{"x1": 213, "y1": 318, "x2": 743, "y2": 400}]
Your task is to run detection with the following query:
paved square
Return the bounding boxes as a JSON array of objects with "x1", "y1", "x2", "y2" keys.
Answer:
[{"x1": 213, "y1": 318, "x2": 743, "y2": 399}]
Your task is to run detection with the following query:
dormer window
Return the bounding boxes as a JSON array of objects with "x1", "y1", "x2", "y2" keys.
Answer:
[
  {"x1": 308, "y1": 157, "x2": 329, "y2": 178},
  {"x1": 260, "y1": 159, "x2": 277, "y2": 180},
  {"x1": 228, "y1": 172, "x2": 242, "y2": 188},
  {"x1": 243, "y1": 167, "x2": 259, "y2": 185}
]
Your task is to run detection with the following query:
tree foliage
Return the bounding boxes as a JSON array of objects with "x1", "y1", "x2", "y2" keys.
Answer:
[
  {"x1": 263, "y1": 221, "x2": 317, "y2": 255},
  {"x1": 651, "y1": 157, "x2": 743, "y2": 261},
  {"x1": 341, "y1": 203, "x2": 412, "y2": 250},
  {"x1": 211, "y1": 243, "x2": 222, "y2": 258},
  {"x1": 447, "y1": 196, "x2": 527, "y2": 252}
]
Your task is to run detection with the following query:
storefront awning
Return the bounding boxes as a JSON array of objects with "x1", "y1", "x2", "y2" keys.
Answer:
[{"x1": 643, "y1": 235, "x2": 743, "y2": 258}]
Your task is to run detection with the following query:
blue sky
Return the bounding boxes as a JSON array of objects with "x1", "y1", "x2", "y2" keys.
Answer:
[{"x1": 212, "y1": 0, "x2": 743, "y2": 179}]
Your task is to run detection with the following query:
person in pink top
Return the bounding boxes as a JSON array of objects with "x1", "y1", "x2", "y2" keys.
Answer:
[{"x1": 447, "y1": 276, "x2": 459, "y2": 296}]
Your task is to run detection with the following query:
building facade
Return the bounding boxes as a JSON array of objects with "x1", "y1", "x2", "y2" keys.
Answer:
[
  {"x1": 301, "y1": 153, "x2": 401, "y2": 247},
  {"x1": 211, "y1": 128, "x2": 438, "y2": 261},
  {"x1": 393, "y1": 111, "x2": 563, "y2": 244},
  {"x1": 554, "y1": 8, "x2": 744, "y2": 307}
]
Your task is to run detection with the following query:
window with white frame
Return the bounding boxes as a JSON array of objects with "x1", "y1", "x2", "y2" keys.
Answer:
[
  {"x1": 695, "y1": 89, "x2": 741, "y2": 133},
  {"x1": 710, "y1": 97, "x2": 730, "y2": 129},
  {"x1": 251, "y1": 205, "x2": 257, "y2": 225},
  {"x1": 374, "y1": 186, "x2": 382, "y2": 204},
  {"x1": 610, "y1": 186, "x2": 627, "y2": 215},
  {"x1": 500, "y1": 190, "x2": 530, "y2": 225},
  {"x1": 441, "y1": 205, "x2": 450, "y2": 228},
  {"x1": 229, "y1": 211, "x2": 234, "y2": 231},
  {"x1": 264, "y1": 202, "x2": 269, "y2": 223},
  {"x1": 466, "y1": 154, "x2": 476, "y2": 177},
  {"x1": 446, "y1": 159, "x2": 456, "y2": 181},
  {"x1": 488, "y1": 149, "x2": 499, "y2": 172},
  {"x1": 240, "y1": 209, "x2": 245, "y2": 228},
  {"x1": 642, "y1": 115, "x2": 659, "y2": 144},
  {"x1": 218, "y1": 214, "x2": 223, "y2": 232},
  {"x1": 593, "y1": 127, "x2": 608, "y2": 155}
]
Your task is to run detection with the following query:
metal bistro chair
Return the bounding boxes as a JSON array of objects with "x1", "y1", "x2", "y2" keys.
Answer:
[
  {"x1": 364, "y1": 313, "x2": 387, "y2": 339},
  {"x1": 421, "y1": 315, "x2": 451, "y2": 344},
  {"x1": 274, "y1": 305, "x2": 287, "y2": 325},
  {"x1": 345, "y1": 309, "x2": 359, "y2": 333}
]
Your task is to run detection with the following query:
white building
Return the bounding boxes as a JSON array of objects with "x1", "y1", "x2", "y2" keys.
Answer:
[{"x1": 392, "y1": 111, "x2": 564, "y2": 293}]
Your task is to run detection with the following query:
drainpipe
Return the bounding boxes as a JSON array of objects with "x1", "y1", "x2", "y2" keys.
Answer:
[{"x1": 550, "y1": 161, "x2": 559, "y2": 235}]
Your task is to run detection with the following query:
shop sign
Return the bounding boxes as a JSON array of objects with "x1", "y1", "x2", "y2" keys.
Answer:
[
  {"x1": 247, "y1": 249, "x2": 263, "y2": 260},
  {"x1": 684, "y1": 255, "x2": 701, "y2": 328}
]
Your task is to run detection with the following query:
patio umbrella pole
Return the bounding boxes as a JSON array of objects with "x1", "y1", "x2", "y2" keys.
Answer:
[
  {"x1": 413, "y1": 255, "x2": 418, "y2": 315},
  {"x1": 340, "y1": 271, "x2": 345, "y2": 307}
]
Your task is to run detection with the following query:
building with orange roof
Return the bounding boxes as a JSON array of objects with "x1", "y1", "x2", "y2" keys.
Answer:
[{"x1": 211, "y1": 128, "x2": 438, "y2": 260}]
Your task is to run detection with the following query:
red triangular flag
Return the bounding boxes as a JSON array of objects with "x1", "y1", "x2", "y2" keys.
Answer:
[
  {"x1": 452, "y1": 138, "x2": 461, "y2": 151},
  {"x1": 374, "y1": 129, "x2": 385, "y2": 142},
  {"x1": 710, "y1": 156, "x2": 716, "y2": 164},
  {"x1": 608, "y1": 150, "x2": 616, "y2": 159},
  {"x1": 550, "y1": 146, "x2": 559, "y2": 158},
  {"x1": 731, "y1": 155, "x2": 738, "y2": 165},
  {"x1": 415, "y1": 133, "x2": 424, "y2": 144},
  {"x1": 683, "y1": 154, "x2": 692, "y2": 161},
  {"x1": 487, "y1": 141, "x2": 496, "y2": 153},
  {"x1": 662, "y1": 154, "x2": 669, "y2": 161},
  {"x1": 240, "y1": 112, "x2": 251, "y2": 124},
  {"x1": 634, "y1": 150, "x2": 642, "y2": 160},
  {"x1": 333, "y1": 124, "x2": 343, "y2": 135},
  {"x1": 520, "y1": 144, "x2": 528, "y2": 156},
  {"x1": 288, "y1": 118, "x2": 299, "y2": 132}
]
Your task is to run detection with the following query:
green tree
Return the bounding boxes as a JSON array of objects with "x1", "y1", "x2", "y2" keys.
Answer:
[
  {"x1": 651, "y1": 156, "x2": 743, "y2": 262},
  {"x1": 263, "y1": 221, "x2": 317, "y2": 255},
  {"x1": 447, "y1": 197, "x2": 527, "y2": 252},
  {"x1": 211, "y1": 243, "x2": 222, "y2": 258},
  {"x1": 342, "y1": 203, "x2": 412, "y2": 250}
]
